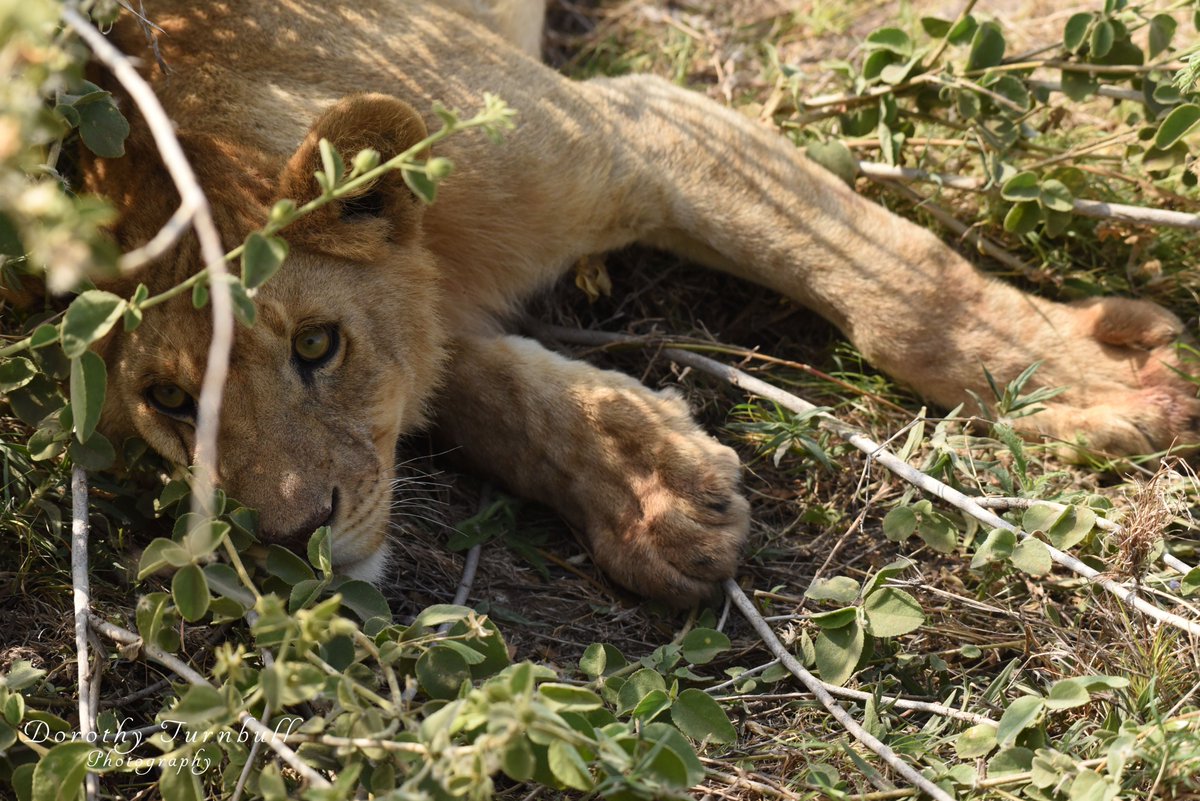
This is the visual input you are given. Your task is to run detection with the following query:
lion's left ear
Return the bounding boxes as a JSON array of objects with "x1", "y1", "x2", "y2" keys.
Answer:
[{"x1": 276, "y1": 93, "x2": 429, "y2": 260}]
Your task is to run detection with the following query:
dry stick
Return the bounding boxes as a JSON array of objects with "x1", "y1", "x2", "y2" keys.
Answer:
[
  {"x1": 972, "y1": 496, "x2": 1197, "y2": 576},
  {"x1": 879, "y1": 180, "x2": 1036, "y2": 277},
  {"x1": 70, "y1": 466, "x2": 98, "y2": 801},
  {"x1": 857, "y1": 161, "x2": 1200, "y2": 230},
  {"x1": 63, "y1": 7, "x2": 234, "y2": 524},
  {"x1": 535, "y1": 325, "x2": 1200, "y2": 637},
  {"x1": 89, "y1": 615, "x2": 332, "y2": 790},
  {"x1": 723, "y1": 581, "x2": 954, "y2": 801}
]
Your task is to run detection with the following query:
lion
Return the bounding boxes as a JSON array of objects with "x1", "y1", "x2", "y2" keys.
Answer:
[{"x1": 78, "y1": 0, "x2": 1199, "y2": 605}]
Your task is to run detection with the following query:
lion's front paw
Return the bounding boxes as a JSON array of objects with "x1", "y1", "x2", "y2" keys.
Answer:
[
  {"x1": 1021, "y1": 297, "x2": 1200, "y2": 455},
  {"x1": 584, "y1": 426, "x2": 749, "y2": 607}
]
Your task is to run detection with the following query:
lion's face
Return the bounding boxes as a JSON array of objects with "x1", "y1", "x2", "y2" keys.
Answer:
[{"x1": 96, "y1": 95, "x2": 448, "y2": 580}]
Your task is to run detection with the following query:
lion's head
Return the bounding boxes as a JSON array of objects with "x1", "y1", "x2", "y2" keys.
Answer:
[{"x1": 93, "y1": 95, "x2": 449, "y2": 580}]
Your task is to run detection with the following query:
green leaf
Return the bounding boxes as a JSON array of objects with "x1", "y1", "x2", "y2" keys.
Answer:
[
  {"x1": 1078, "y1": 675, "x2": 1129, "y2": 691},
  {"x1": 811, "y1": 607, "x2": 858, "y2": 629},
  {"x1": 579, "y1": 643, "x2": 608, "y2": 678},
  {"x1": 415, "y1": 645, "x2": 471, "y2": 700},
  {"x1": 1061, "y1": 70, "x2": 1099, "y2": 101},
  {"x1": 30, "y1": 325, "x2": 59, "y2": 350},
  {"x1": 996, "y1": 695, "x2": 1044, "y2": 746},
  {"x1": 1181, "y1": 566, "x2": 1200, "y2": 596},
  {"x1": 165, "y1": 684, "x2": 228, "y2": 726},
  {"x1": 307, "y1": 525, "x2": 333, "y2": 575},
  {"x1": 864, "y1": 27, "x2": 912, "y2": 56},
  {"x1": 617, "y1": 668, "x2": 667, "y2": 714},
  {"x1": 31, "y1": 741, "x2": 93, "y2": 801},
  {"x1": 671, "y1": 688, "x2": 737, "y2": 744},
  {"x1": 972, "y1": 528, "x2": 1016, "y2": 568},
  {"x1": 338, "y1": 580, "x2": 392, "y2": 623},
  {"x1": 882, "y1": 506, "x2": 917, "y2": 541},
  {"x1": 643, "y1": 722, "x2": 705, "y2": 786},
  {"x1": 539, "y1": 683, "x2": 603, "y2": 712},
  {"x1": 1045, "y1": 677, "x2": 1090, "y2": 710},
  {"x1": 1069, "y1": 769, "x2": 1118, "y2": 801},
  {"x1": 1154, "y1": 104, "x2": 1200, "y2": 150},
  {"x1": 631, "y1": 688, "x2": 672, "y2": 722},
  {"x1": 0, "y1": 357, "x2": 36, "y2": 393},
  {"x1": 805, "y1": 576, "x2": 861, "y2": 604},
  {"x1": 3, "y1": 660, "x2": 46, "y2": 691},
  {"x1": 1063, "y1": 12, "x2": 1093, "y2": 52},
  {"x1": 68, "y1": 351, "x2": 106, "y2": 444},
  {"x1": 1046, "y1": 505, "x2": 1095, "y2": 550},
  {"x1": 680, "y1": 628, "x2": 731, "y2": 664},
  {"x1": 241, "y1": 232, "x2": 289, "y2": 290},
  {"x1": 1001, "y1": 171, "x2": 1040, "y2": 201},
  {"x1": 1038, "y1": 179, "x2": 1074, "y2": 213},
  {"x1": 1011, "y1": 537, "x2": 1053, "y2": 576},
  {"x1": 967, "y1": 21, "x2": 1005, "y2": 71},
  {"x1": 502, "y1": 737, "x2": 537, "y2": 782},
  {"x1": 68, "y1": 432, "x2": 115, "y2": 471},
  {"x1": 413, "y1": 604, "x2": 473, "y2": 628},
  {"x1": 1004, "y1": 200, "x2": 1041, "y2": 235},
  {"x1": 917, "y1": 511, "x2": 958, "y2": 553},
  {"x1": 956, "y1": 723, "x2": 998, "y2": 758},
  {"x1": 863, "y1": 587, "x2": 924, "y2": 637},
  {"x1": 921, "y1": 16, "x2": 951, "y2": 37},
  {"x1": 318, "y1": 138, "x2": 345, "y2": 188},
  {"x1": 989, "y1": 746, "x2": 1035, "y2": 775},
  {"x1": 804, "y1": 139, "x2": 858, "y2": 187},
  {"x1": 1149, "y1": 14, "x2": 1177, "y2": 59},
  {"x1": 1089, "y1": 20, "x2": 1114, "y2": 59},
  {"x1": 172, "y1": 564, "x2": 210, "y2": 622},
  {"x1": 402, "y1": 167, "x2": 438, "y2": 203},
  {"x1": 547, "y1": 740, "x2": 592, "y2": 791},
  {"x1": 159, "y1": 760, "x2": 203, "y2": 801},
  {"x1": 947, "y1": 15, "x2": 977, "y2": 45},
  {"x1": 1021, "y1": 504, "x2": 1059, "y2": 533},
  {"x1": 138, "y1": 537, "x2": 192, "y2": 578},
  {"x1": 76, "y1": 95, "x2": 130, "y2": 158},
  {"x1": 61, "y1": 291, "x2": 126, "y2": 359},
  {"x1": 266, "y1": 545, "x2": 316, "y2": 585},
  {"x1": 814, "y1": 620, "x2": 864, "y2": 686}
]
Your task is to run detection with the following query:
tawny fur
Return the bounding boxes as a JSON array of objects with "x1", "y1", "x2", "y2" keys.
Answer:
[{"x1": 77, "y1": 0, "x2": 1199, "y2": 604}]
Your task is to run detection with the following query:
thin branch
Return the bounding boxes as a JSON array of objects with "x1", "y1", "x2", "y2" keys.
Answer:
[
  {"x1": 117, "y1": 197, "x2": 197, "y2": 273},
  {"x1": 64, "y1": 6, "x2": 233, "y2": 524},
  {"x1": 88, "y1": 615, "x2": 332, "y2": 790},
  {"x1": 723, "y1": 580, "x2": 955, "y2": 801},
  {"x1": 857, "y1": 161, "x2": 1200, "y2": 230},
  {"x1": 535, "y1": 325, "x2": 1200, "y2": 636},
  {"x1": 70, "y1": 466, "x2": 98, "y2": 801},
  {"x1": 877, "y1": 179, "x2": 1037, "y2": 277}
]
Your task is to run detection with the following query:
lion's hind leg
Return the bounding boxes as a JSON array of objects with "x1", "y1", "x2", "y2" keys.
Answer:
[{"x1": 434, "y1": 333, "x2": 748, "y2": 604}]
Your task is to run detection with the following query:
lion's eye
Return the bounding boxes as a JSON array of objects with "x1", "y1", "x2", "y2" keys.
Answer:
[
  {"x1": 146, "y1": 383, "x2": 195, "y2": 419},
  {"x1": 293, "y1": 325, "x2": 338, "y2": 366}
]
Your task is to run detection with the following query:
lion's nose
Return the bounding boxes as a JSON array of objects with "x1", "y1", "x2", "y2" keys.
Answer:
[{"x1": 265, "y1": 488, "x2": 338, "y2": 546}]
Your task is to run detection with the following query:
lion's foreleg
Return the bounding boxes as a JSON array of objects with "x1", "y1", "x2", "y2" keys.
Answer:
[{"x1": 433, "y1": 333, "x2": 748, "y2": 604}]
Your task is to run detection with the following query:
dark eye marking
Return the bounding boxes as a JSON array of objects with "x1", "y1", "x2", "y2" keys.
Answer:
[
  {"x1": 146, "y1": 383, "x2": 196, "y2": 422},
  {"x1": 292, "y1": 324, "x2": 340, "y2": 380}
]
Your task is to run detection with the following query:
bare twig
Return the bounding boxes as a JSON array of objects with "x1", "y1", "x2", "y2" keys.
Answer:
[
  {"x1": 880, "y1": 180, "x2": 1037, "y2": 276},
  {"x1": 724, "y1": 580, "x2": 955, "y2": 801},
  {"x1": 89, "y1": 616, "x2": 332, "y2": 789},
  {"x1": 64, "y1": 6, "x2": 234, "y2": 524},
  {"x1": 857, "y1": 161, "x2": 1200, "y2": 230},
  {"x1": 534, "y1": 325, "x2": 1200, "y2": 636},
  {"x1": 70, "y1": 466, "x2": 98, "y2": 801}
]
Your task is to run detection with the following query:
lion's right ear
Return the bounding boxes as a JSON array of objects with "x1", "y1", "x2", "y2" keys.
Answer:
[{"x1": 276, "y1": 94, "x2": 429, "y2": 261}]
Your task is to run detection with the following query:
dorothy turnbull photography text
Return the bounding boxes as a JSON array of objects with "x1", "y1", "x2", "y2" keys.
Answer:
[{"x1": 22, "y1": 715, "x2": 305, "y2": 775}]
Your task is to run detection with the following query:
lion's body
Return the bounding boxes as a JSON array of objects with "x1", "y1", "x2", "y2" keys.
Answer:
[{"x1": 86, "y1": 0, "x2": 1199, "y2": 602}]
